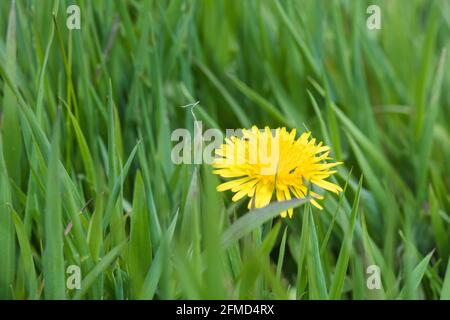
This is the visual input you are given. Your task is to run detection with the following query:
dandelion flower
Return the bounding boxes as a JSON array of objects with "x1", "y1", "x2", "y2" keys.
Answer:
[{"x1": 212, "y1": 126, "x2": 343, "y2": 217}]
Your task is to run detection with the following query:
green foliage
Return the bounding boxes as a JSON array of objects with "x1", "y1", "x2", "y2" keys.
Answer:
[{"x1": 0, "y1": 0, "x2": 449, "y2": 300}]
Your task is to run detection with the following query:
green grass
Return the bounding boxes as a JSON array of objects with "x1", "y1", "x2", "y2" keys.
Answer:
[{"x1": 0, "y1": 0, "x2": 449, "y2": 300}]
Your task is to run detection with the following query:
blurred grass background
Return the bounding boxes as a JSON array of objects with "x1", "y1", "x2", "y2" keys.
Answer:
[{"x1": 0, "y1": 0, "x2": 449, "y2": 300}]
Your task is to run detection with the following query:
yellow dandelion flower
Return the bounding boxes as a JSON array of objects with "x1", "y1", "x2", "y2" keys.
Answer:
[{"x1": 212, "y1": 126, "x2": 343, "y2": 217}]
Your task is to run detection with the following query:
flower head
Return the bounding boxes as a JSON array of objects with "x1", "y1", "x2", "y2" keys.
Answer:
[{"x1": 212, "y1": 126, "x2": 342, "y2": 217}]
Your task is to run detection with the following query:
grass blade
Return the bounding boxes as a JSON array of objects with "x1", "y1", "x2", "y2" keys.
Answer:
[
  {"x1": 329, "y1": 176, "x2": 363, "y2": 299},
  {"x1": 43, "y1": 115, "x2": 65, "y2": 299},
  {"x1": 222, "y1": 198, "x2": 309, "y2": 248}
]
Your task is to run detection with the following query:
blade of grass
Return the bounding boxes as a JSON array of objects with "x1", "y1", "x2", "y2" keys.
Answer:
[
  {"x1": 222, "y1": 198, "x2": 309, "y2": 248},
  {"x1": 0, "y1": 134, "x2": 15, "y2": 299},
  {"x1": 73, "y1": 242, "x2": 126, "y2": 300},
  {"x1": 399, "y1": 250, "x2": 434, "y2": 299},
  {"x1": 307, "y1": 207, "x2": 328, "y2": 299},
  {"x1": 2, "y1": 0, "x2": 22, "y2": 186},
  {"x1": 329, "y1": 175, "x2": 362, "y2": 299},
  {"x1": 441, "y1": 257, "x2": 450, "y2": 300},
  {"x1": 10, "y1": 206, "x2": 38, "y2": 298},
  {"x1": 276, "y1": 226, "x2": 288, "y2": 281},
  {"x1": 128, "y1": 171, "x2": 152, "y2": 297},
  {"x1": 195, "y1": 60, "x2": 251, "y2": 127},
  {"x1": 43, "y1": 114, "x2": 65, "y2": 300}
]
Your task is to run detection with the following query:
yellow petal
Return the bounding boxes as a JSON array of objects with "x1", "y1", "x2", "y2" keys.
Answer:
[
  {"x1": 311, "y1": 199, "x2": 323, "y2": 210},
  {"x1": 216, "y1": 177, "x2": 254, "y2": 192},
  {"x1": 255, "y1": 183, "x2": 274, "y2": 208},
  {"x1": 311, "y1": 178, "x2": 343, "y2": 194},
  {"x1": 276, "y1": 186, "x2": 287, "y2": 217}
]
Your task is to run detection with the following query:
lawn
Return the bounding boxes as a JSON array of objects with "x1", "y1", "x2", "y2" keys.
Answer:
[{"x1": 0, "y1": 0, "x2": 449, "y2": 300}]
